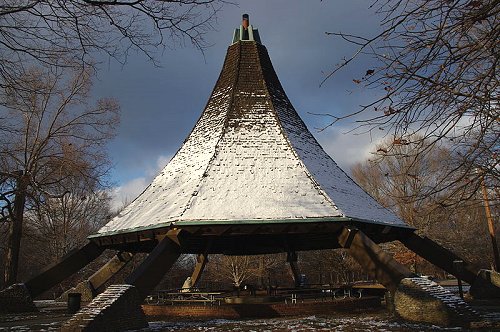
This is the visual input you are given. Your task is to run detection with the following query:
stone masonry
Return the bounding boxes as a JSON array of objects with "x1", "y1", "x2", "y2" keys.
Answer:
[
  {"x1": 470, "y1": 269, "x2": 500, "y2": 299},
  {"x1": 57, "y1": 280, "x2": 95, "y2": 303},
  {"x1": 394, "y1": 277, "x2": 482, "y2": 327},
  {"x1": 60, "y1": 284, "x2": 148, "y2": 331},
  {"x1": 0, "y1": 283, "x2": 37, "y2": 313}
]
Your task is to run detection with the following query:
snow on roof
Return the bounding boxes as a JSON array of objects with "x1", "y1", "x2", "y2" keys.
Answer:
[{"x1": 97, "y1": 39, "x2": 406, "y2": 236}]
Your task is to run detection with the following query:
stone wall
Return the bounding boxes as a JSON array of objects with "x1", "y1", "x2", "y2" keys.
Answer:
[
  {"x1": 57, "y1": 280, "x2": 95, "y2": 303},
  {"x1": 394, "y1": 277, "x2": 481, "y2": 327},
  {"x1": 470, "y1": 269, "x2": 500, "y2": 299},
  {"x1": 60, "y1": 284, "x2": 147, "y2": 331},
  {"x1": 0, "y1": 283, "x2": 37, "y2": 313}
]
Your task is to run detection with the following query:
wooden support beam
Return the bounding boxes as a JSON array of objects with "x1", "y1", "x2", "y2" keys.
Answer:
[
  {"x1": 190, "y1": 253, "x2": 208, "y2": 287},
  {"x1": 56, "y1": 252, "x2": 135, "y2": 302},
  {"x1": 25, "y1": 241, "x2": 104, "y2": 298},
  {"x1": 399, "y1": 232, "x2": 478, "y2": 285},
  {"x1": 481, "y1": 174, "x2": 500, "y2": 271},
  {"x1": 88, "y1": 252, "x2": 134, "y2": 292},
  {"x1": 338, "y1": 227, "x2": 414, "y2": 291},
  {"x1": 125, "y1": 231, "x2": 181, "y2": 299}
]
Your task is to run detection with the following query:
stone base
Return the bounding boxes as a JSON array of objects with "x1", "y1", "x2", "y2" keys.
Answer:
[
  {"x1": 57, "y1": 280, "x2": 95, "y2": 303},
  {"x1": 60, "y1": 284, "x2": 148, "y2": 331},
  {"x1": 0, "y1": 283, "x2": 38, "y2": 313},
  {"x1": 394, "y1": 277, "x2": 481, "y2": 327},
  {"x1": 469, "y1": 269, "x2": 500, "y2": 299}
]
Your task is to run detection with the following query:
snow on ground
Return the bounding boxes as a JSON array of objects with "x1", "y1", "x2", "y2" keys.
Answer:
[
  {"x1": 2, "y1": 308, "x2": 499, "y2": 331},
  {"x1": 144, "y1": 314, "x2": 465, "y2": 332}
]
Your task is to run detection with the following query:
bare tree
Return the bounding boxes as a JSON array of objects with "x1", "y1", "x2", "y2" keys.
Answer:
[
  {"x1": 28, "y1": 186, "x2": 111, "y2": 260},
  {"x1": 0, "y1": 65, "x2": 119, "y2": 286},
  {"x1": 325, "y1": 0, "x2": 499, "y2": 204},
  {"x1": 352, "y1": 136, "x2": 456, "y2": 229},
  {"x1": 300, "y1": 249, "x2": 365, "y2": 285},
  {"x1": 352, "y1": 137, "x2": 499, "y2": 269},
  {"x1": 11, "y1": 186, "x2": 112, "y2": 284},
  {"x1": 0, "y1": 0, "x2": 225, "y2": 86},
  {"x1": 222, "y1": 256, "x2": 255, "y2": 288},
  {"x1": 0, "y1": 0, "x2": 224, "y2": 288},
  {"x1": 206, "y1": 254, "x2": 282, "y2": 288}
]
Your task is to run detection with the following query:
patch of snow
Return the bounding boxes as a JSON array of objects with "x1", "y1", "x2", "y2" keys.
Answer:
[
  {"x1": 142, "y1": 314, "x2": 463, "y2": 332},
  {"x1": 270, "y1": 86, "x2": 405, "y2": 226}
]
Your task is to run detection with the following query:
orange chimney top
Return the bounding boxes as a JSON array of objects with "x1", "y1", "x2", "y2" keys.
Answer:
[{"x1": 242, "y1": 14, "x2": 249, "y2": 30}]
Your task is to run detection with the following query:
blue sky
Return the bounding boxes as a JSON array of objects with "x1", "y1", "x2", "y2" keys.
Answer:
[{"x1": 93, "y1": 1, "x2": 388, "y2": 209}]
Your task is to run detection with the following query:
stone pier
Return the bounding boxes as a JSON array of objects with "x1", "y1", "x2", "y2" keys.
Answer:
[
  {"x1": 0, "y1": 283, "x2": 37, "y2": 313},
  {"x1": 394, "y1": 277, "x2": 483, "y2": 327},
  {"x1": 60, "y1": 284, "x2": 148, "y2": 331}
]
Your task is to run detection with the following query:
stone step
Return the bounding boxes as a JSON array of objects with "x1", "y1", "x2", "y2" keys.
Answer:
[
  {"x1": 395, "y1": 277, "x2": 483, "y2": 327},
  {"x1": 60, "y1": 284, "x2": 148, "y2": 331}
]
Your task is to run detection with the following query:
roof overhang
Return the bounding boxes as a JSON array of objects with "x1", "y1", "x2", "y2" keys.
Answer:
[
  {"x1": 90, "y1": 216, "x2": 412, "y2": 239},
  {"x1": 88, "y1": 217, "x2": 414, "y2": 254}
]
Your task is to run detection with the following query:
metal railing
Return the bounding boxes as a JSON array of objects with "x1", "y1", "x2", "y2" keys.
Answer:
[
  {"x1": 145, "y1": 289, "x2": 226, "y2": 306},
  {"x1": 144, "y1": 282, "x2": 385, "y2": 306}
]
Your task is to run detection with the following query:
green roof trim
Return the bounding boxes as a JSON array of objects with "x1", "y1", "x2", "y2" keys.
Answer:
[
  {"x1": 88, "y1": 221, "x2": 173, "y2": 239},
  {"x1": 173, "y1": 217, "x2": 352, "y2": 226},
  {"x1": 232, "y1": 26, "x2": 261, "y2": 44}
]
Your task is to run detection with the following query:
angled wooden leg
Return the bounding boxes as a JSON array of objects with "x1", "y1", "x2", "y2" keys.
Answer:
[
  {"x1": 125, "y1": 231, "x2": 182, "y2": 299},
  {"x1": 400, "y1": 232, "x2": 500, "y2": 299},
  {"x1": 1, "y1": 241, "x2": 103, "y2": 313},
  {"x1": 62, "y1": 232, "x2": 182, "y2": 331},
  {"x1": 399, "y1": 232, "x2": 477, "y2": 284},
  {"x1": 337, "y1": 227, "x2": 481, "y2": 326},
  {"x1": 190, "y1": 253, "x2": 208, "y2": 287},
  {"x1": 337, "y1": 227, "x2": 413, "y2": 290},
  {"x1": 58, "y1": 251, "x2": 134, "y2": 301},
  {"x1": 89, "y1": 252, "x2": 134, "y2": 292},
  {"x1": 25, "y1": 241, "x2": 104, "y2": 298}
]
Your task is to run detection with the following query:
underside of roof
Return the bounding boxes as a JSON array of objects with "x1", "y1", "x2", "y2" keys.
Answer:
[{"x1": 96, "y1": 39, "x2": 406, "y2": 237}]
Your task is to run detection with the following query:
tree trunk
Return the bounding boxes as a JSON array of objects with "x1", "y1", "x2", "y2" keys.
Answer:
[{"x1": 4, "y1": 174, "x2": 28, "y2": 286}]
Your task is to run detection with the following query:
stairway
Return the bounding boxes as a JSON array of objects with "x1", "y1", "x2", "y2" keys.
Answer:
[
  {"x1": 395, "y1": 277, "x2": 482, "y2": 326},
  {"x1": 61, "y1": 284, "x2": 148, "y2": 331}
]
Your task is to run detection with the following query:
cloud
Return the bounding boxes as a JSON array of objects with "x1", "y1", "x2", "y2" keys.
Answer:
[
  {"x1": 316, "y1": 126, "x2": 385, "y2": 172},
  {"x1": 110, "y1": 177, "x2": 149, "y2": 211},
  {"x1": 151, "y1": 155, "x2": 171, "y2": 177},
  {"x1": 110, "y1": 154, "x2": 172, "y2": 211}
]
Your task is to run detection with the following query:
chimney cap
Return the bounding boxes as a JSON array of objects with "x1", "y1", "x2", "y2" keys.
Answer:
[
  {"x1": 232, "y1": 14, "x2": 261, "y2": 44},
  {"x1": 242, "y1": 13, "x2": 249, "y2": 30}
]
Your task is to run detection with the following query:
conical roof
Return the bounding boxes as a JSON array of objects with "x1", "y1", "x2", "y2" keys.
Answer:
[{"x1": 97, "y1": 18, "x2": 406, "y2": 237}]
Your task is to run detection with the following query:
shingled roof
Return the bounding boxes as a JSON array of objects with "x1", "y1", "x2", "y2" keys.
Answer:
[{"x1": 97, "y1": 18, "x2": 407, "y2": 237}]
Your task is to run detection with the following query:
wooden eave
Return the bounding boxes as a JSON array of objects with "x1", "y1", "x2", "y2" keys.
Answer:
[{"x1": 88, "y1": 217, "x2": 414, "y2": 253}]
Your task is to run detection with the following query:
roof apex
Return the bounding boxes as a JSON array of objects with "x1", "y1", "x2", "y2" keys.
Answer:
[{"x1": 232, "y1": 14, "x2": 261, "y2": 44}]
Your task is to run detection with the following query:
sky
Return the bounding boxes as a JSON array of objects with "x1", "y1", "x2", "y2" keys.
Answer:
[{"x1": 93, "y1": 1, "x2": 389, "y2": 210}]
